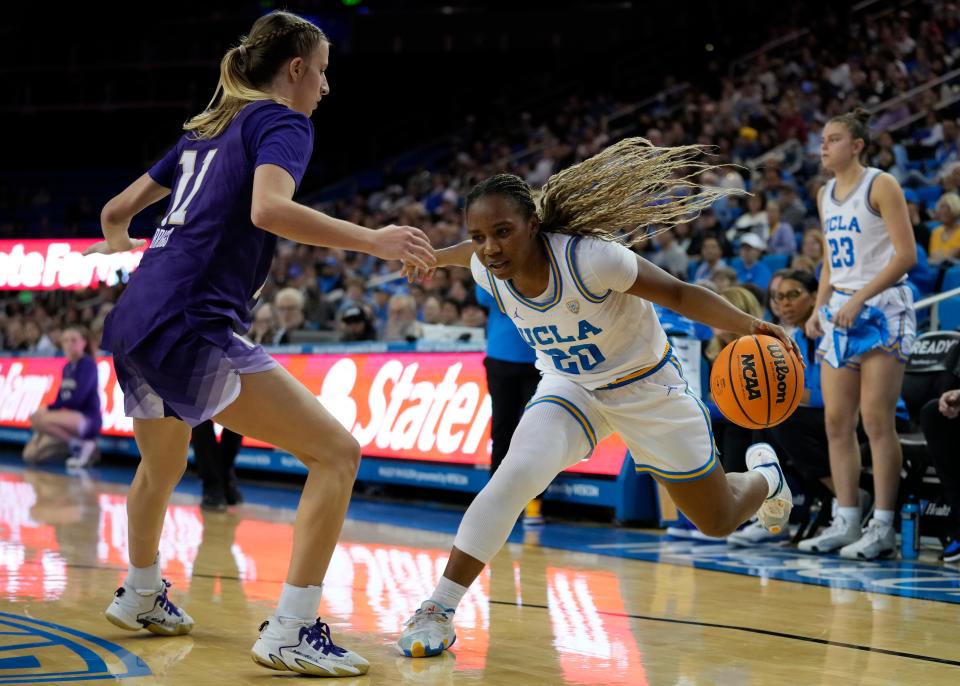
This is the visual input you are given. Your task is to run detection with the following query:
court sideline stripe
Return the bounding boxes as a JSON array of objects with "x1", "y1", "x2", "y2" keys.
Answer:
[{"x1": 488, "y1": 599, "x2": 960, "y2": 668}]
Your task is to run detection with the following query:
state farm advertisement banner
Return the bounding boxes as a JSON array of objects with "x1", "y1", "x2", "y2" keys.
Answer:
[
  {"x1": 0, "y1": 352, "x2": 628, "y2": 475},
  {"x1": 0, "y1": 239, "x2": 147, "y2": 290}
]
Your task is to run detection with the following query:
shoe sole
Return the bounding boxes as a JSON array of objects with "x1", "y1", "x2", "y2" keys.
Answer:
[
  {"x1": 798, "y1": 542, "x2": 854, "y2": 553},
  {"x1": 399, "y1": 635, "x2": 456, "y2": 658},
  {"x1": 251, "y1": 650, "x2": 368, "y2": 676},
  {"x1": 105, "y1": 609, "x2": 193, "y2": 636},
  {"x1": 839, "y1": 548, "x2": 896, "y2": 561}
]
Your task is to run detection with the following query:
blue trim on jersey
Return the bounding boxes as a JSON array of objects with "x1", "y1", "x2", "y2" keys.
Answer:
[
  {"x1": 486, "y1": 270, "x2": 506, "y2": 313},
  {"x1": 504, "y1": 236, "x2": 563, "y2": 311},
  {"x1": 525, "y1": 395, "x2": 597, "y2": 448},
  {"x1": 829, "y1": 168, "x2": 869, "y2": 206},
  {"x1": 565, "y1": 236, "x2": 611, "y2": 304},
  {"x1": 864, "y1": 171, "x2": 882, "y2": 217},
  {"x1": 594, "y1": 343, "x2": 673, "y2": 390}
]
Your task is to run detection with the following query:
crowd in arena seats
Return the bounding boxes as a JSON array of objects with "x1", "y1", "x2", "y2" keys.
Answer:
[{"x1": 3, "y1": 0, "x2": 960, "y2": 355}]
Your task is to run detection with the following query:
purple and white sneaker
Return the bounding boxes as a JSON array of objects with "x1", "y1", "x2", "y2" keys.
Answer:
[
  {"x1": 251, "y1": 617, "x2": 369, "y2": 677},
  {"x1": 105, "y1": 580, "x2": 194, "y2": 636}
]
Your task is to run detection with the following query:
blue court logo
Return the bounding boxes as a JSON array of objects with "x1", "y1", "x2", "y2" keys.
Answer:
[{"x1": 0, "y1": 611, "x2": 151, "y2": 684}]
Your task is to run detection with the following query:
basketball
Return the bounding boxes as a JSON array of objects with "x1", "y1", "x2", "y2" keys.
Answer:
[{"x1": 710, "y1": 334, "x2": 804, "y2": 429}]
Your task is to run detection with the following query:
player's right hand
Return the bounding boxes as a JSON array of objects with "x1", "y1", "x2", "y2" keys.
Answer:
[
  {"x1": 83, "y1": 236, "x2": 146, "y2": 256},
  {"x1": 373, "y1": 225, "x2": 436, "y2": 271},
  {"x1": 804, "y1": 312, "x2": 823, "y2": 339}
]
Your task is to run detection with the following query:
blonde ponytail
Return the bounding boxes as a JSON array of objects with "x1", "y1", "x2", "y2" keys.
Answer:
[{"x1": 184, "y1": 11, "x2": 327, "y2": 140}]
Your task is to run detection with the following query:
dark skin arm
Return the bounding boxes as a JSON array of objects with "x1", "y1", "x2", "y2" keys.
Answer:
[{"x1": 626, "y1": 254, "x2": 804, "y2": 364}]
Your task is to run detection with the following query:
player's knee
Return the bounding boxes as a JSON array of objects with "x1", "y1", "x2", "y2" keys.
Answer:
[
  {"x1": 496, "y1": 460, "x2": 555, "y2": 502},
  {"x1": 824, "y1": 411, "x2": 856, "y2": 441},
  {"x1": 303, "y1": 430, "x2": 361, "y2": 477},
  {"x1": 861, "y1": 408, "x2": 895, "y2": 441},
  {"x1": 695, "y1": 511, "x2": 739, "y2": 538}
]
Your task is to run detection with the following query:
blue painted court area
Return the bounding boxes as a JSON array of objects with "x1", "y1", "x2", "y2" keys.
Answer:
[
  {"x1": 0, "y1": 612, "x2": 150, "y2": 684},
  {"x1": 4, "y1": 450, "x2": 960, "y2": 606}
]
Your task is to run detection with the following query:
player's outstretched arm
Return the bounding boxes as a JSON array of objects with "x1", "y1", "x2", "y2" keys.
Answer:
[
  {"x1": 251, "y1": 164, "x2": 435, "y2": 270},
  {"x1": 627, "y1": 254, "x2": 802, "y2": 363},
  {"x1": 83, "y1": 174, "x2": 171, "y2": 255}
]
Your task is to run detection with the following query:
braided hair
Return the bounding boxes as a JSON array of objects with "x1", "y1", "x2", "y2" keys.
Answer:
[
  {"x1": 465, "y1": 137, "x2": 743, "y2": 247},
  {"x1": 185, "y1": 11, "x2": 328, "y2": 140}
]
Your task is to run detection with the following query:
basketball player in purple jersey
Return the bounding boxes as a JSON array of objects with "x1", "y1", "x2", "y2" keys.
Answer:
[{"x1": 84, "y1": 11, "x2": 434, "y2": 677}]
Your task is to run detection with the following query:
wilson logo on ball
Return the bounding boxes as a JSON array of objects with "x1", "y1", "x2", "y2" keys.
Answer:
[{"x1": 767, "y1": 343, "x2": 790, "y2": 404}]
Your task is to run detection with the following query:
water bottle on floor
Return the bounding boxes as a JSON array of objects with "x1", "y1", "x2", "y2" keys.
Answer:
[{"x1": 900, "y1": 497, "x2": 920, "y2": 560}]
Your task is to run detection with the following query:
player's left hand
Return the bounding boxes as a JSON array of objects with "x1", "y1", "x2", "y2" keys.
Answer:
[
  {"x1": 833, "y1": 296, "x2": 865, "y2": 329},
  {"x1": 750, "y1": 318, "x2": 806, "y2": 368}
]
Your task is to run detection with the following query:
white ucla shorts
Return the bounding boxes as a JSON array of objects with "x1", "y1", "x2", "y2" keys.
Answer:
[
  {"x1": 817, "y1": 283, "x2": 915, "y2": 370},
  {"x1": 525, "y1": 346, "x2": 718, "y2": 482}
]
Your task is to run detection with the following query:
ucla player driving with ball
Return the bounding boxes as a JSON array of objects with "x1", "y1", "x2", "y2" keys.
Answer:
[
  {"x1": 800, "y1": 108, "x2": 917, "y2": 560},
  {"x1": 396, "y1": 139, "x2": 803, "y2": 658}
]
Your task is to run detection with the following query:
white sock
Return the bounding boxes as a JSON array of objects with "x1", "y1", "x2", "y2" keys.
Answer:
[
  {"x1": 873, "y1": 509, "x2": 895, "y2": 525},
  {"x1": 126, "y1": 556, "x2": 162, "y2": 593},
  {"x1": 276, "y1": 583, "x2": 323, "y2": 623},
  {"x1": 752, "y1": 464, "x2": 782, "y2": 499},
  {"x1": 838, "y1": 506, "x2": 860, "y2": 524},
  {"x1": 429, "y1": 576, "x2": 468, "y2": 612}
]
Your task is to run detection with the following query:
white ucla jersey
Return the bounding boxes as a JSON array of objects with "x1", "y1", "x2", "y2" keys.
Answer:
[
  {"x1": 471, "y1": 233, "x2": 669, "y2": 390},
  {"x1": 822, "y1": 167, "x2": 898, "y2": 290}
]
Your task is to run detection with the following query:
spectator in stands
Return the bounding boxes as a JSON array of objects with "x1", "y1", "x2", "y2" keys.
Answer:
[
  {"x1": 693, "y1": 236, "x2": 727, "y2": 282},
  {"x1": 371, "y1": 287, "x2": 391, "y2": 335},
  {"x1": 421, "y1": 296, "x2": 443, "y2": 324},
  {"x1": 800, "y1": 228, "x2": 824, "y2": 268},
  {"x1": 338, "y1": 305, "x2": 377, "y2": 342},
  {"x1": 23, "y1": 326, "x2": 101, "y2": 468},
  {"x1": 729, "y1": 193, "x2": 768, "y2": 242},
  {"x1": 249, "y1": 304, "x2": 277, "y2": 346},
  {"x1": 766, "y1": 202, "x2": 797, "y2": 256},
  {"x1": 336, "y1": 276, "x2": 370, "y2": 316},
  {"x1": 779, "y1": 185, "x2": 807, "y2": 230},
  {"x1": 928, "y1": 192, "x2": 960, "y2": 265},
  {"x1": 447, "y1": 278, "x2": 471, "y2": 304},
  {"x1": 711, "y1": 266, "x2": 738, "y2": 291},
  {"x1": 272, "y1": 287, "x2": 307, "y2": 344},
  {"x1": 440, "y1": 298, "x2": 462, "y2": 326},
  {"x1": 765, "y1": 269, "x2": 791, "y2": 326},
  {"x1": 735, "y1": 233, "x2": 772, "y2": 290},
  {"x1": 384, "y1": 294, "x2": 421, "y2": 342},
  {"x1": 461, "y1": 300, "x2": 488, "y2": 329},
  {"x1": 933, "y1": 118, "x2": 959, "y2": 167},
  {"x1": 650, "y1": 228, "x2": 689, "y2": 279},
  {"x1": 23, "y1": 320, "x2": 57, "y2": 354},
  {"x1": 918, "y1": 344, "x2": 960, "y2": 562},
  {"x1": 427, "y1": 267, "x2": 451, "y2": 296}
]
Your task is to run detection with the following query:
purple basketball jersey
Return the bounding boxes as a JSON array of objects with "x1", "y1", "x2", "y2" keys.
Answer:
[
  {"x1": 102, "y1": 100, "x2": 313, "y2": 359},
  {"x1": 100, "y1": 100, "x2": 312, "y2": 425}
]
